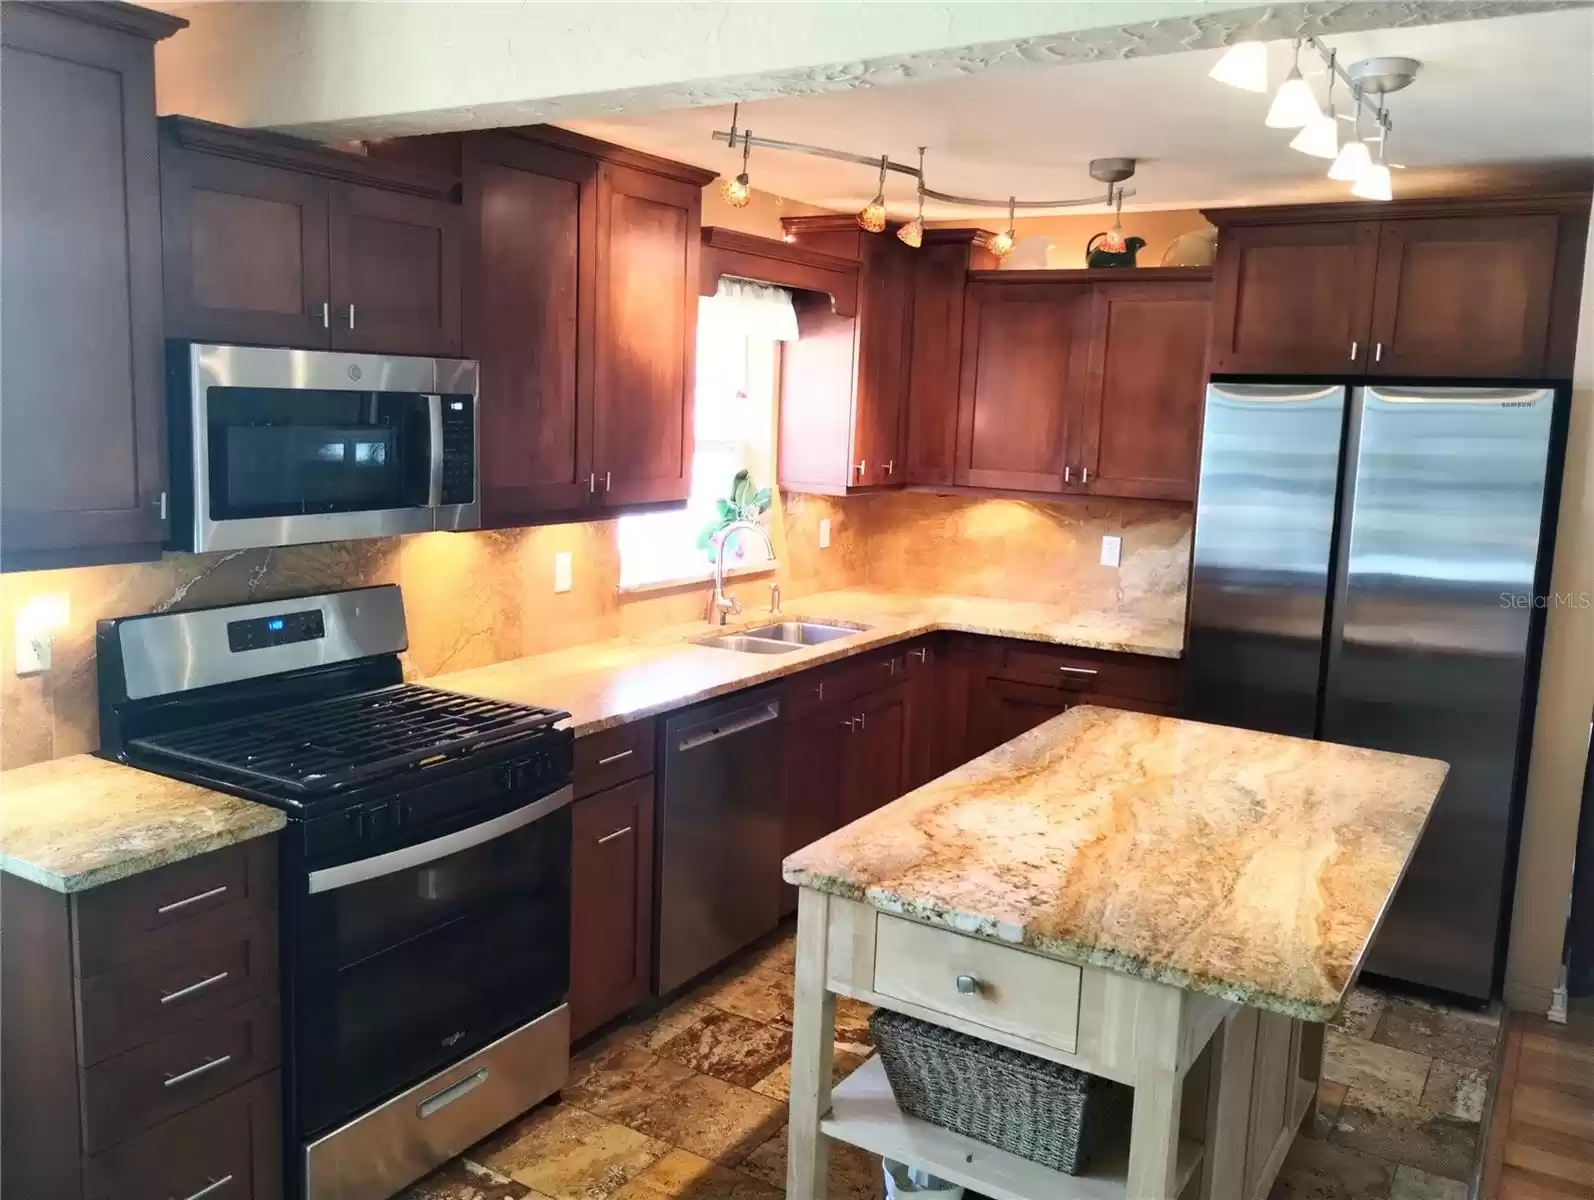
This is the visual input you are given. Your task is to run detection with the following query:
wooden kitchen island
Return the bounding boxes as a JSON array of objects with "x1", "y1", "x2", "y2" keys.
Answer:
[{"x1": 781, "y1": 706, "x2": 1450, "y2": 1200}]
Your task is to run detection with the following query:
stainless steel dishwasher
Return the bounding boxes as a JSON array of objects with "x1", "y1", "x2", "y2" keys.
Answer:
[{"x1": 656, "y1": 686, "x2": 784, "y2": 994}]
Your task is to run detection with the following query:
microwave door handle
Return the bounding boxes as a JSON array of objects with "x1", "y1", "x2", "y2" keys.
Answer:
[
  {"x1": 426, "y1": 393, "x2": 445, "y2": 507},
  {"x1": 306, "y1": 785, "x2": 573, "y2": 894}
]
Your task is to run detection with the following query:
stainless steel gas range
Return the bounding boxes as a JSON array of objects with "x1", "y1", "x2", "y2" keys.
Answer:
[{"x1": 97, "y1": 585, "x2": 572, "y2": 1200}]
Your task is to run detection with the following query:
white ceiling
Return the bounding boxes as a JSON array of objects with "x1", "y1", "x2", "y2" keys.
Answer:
[{"x1": 564, "y1": 8, "x2": 1594, "y2": 218}]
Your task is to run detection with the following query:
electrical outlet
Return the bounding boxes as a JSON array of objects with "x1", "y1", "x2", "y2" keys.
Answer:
[
  {"x1": 1100, "y1": 535, "x2": 1122, "y2": 568},
  {"x1": 554, "y1": 552, "x2": 572, "y2": 594},
  {"x1": 819, "y1": 518, "x2": 832, "y2": 549}
]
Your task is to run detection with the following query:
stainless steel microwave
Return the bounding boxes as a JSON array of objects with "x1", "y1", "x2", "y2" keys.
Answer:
[{"x1": 169, "y1": 343, "x2": 479, "y2": 553}]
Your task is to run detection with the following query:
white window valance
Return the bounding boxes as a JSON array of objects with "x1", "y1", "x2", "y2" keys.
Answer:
[{"x1": 705, "y1": 277, "x2": 799, "y2": 342}]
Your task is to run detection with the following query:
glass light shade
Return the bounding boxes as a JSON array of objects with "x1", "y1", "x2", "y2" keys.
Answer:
[
  {"x1": 1209, "y1": 42, "x2": 1268, "y2": 93},
  {"x1": 1265, "y1": 67, "x2": 1321, "y2": 129},
  {"x1": 988, "y1": 230, "x2": 1015, "y2": 259},
  {"x1": 1289, "y1": 112, "x2": 1340, "y2": 159},
  {"x1": 1327, "y1": 138, "x2": 1372, "y2": 182},
  {"x1": 857, "y1": 197, "x2": 887, "y2": 234},
  {"x1": 1097, "y1": 223, "x2": 1127, "y2": 253},
  {"x1": 719, "y1": 173, "x2": 751, "y2": 208},
  {"x1": 1350, "y1": 162, "x2": 1393, "y2": 201},
  {"x1": 896, "y1": 217, "x2": 924, "y2": 248}
]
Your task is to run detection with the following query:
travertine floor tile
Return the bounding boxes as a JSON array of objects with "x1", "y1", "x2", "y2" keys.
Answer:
[
  {"x1": 1334, "y1": 989, "x2": 1390, "y2": 1040},
  {"x1": 1388, "y1": 1165, "x2": 1469, "y2": 1200},
  {"x1": 701, "y1": 965, "x2": 794, "y2": 1026},
  {"x1": 1376, "y1": 1000, "x2": 1501, "y2": 1071},
  {"x1": 1330, "y1": 1100, "x2": 1478, "y2": 1182},
  {"x1": 1307, "y1": 1080, "x2": 1351, "y2": 1140},
  {"x1": 1420, "y1": 1060, "x2": 1488, "y2": 1123},
  {"x1": 472, "y1": 1103, "x2": 669, "y2": 1200},
  {"x1": 656, "y1": 1009, "x2": 794, "y2": 1089},
  {"x1": 400, "y1": 1157, "x2": 534, "y2": 1200},
  {"x1": 608, "y1": 1149, "x2": 782, "y2": 1200},
  {"x1": 750, "y1": 1046, "x2": 869, "y2": 1103},
  {"x1": 1267, "y1": 1136, "x2": 1397, "y2": 1199},
  {"x1": 1324, "y1": 1028, "x2": 1432, "y2": 1116},
  {"x1": 738, "y1": 1123, "x2": 884, "y2": 1200}
]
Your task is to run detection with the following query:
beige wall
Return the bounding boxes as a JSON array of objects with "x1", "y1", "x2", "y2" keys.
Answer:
[
  {"x1": 1505, "y1": 202, "x2": 1594, "y2": 1013},
  {"x1": 992, "y1": 209, "x2": 1215, "y2": 270},
  {"x1": 701, "y1": 185, "x2": 835, "y2": 241}
]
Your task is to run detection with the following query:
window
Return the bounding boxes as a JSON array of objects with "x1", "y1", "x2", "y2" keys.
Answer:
[{"x1": 617, "y1": 284, "x2": 793, "y2": 590}]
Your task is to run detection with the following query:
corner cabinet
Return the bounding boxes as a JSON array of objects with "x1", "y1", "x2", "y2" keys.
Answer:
[
  {"x1": 1205, "y1": 197, "x2": 1590, "y2": 379},
  {"x1": 160, "y1": 117, "x2": 463, "y2": 356},
  {"x1": 0, "y1": 1, "x2": 185, "y2": 572}
]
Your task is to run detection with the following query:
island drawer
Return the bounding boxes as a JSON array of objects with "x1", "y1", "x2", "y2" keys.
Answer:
[
  {"x1": 575, "y1": 718, "x2": 656, "y2": 798},
  {"x1": 996, "y1": 643, "x2": 1178, "y2": 704},
  {"x1": 872, "y1": 915, "x2": 1081, "y2": 1054}
]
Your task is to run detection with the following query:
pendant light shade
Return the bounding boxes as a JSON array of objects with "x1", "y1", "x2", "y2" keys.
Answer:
[
  {"x1": 1328, "y1": 136, "x2": 1371, "y2": 181},
  {"x1": 987, "y1": 198, "x2": 1017, "y2": 260},
  {"x1": 1350, "y1": 162, "x2": 1392, "y2": 201},
  {"x1": 1266, "y1": 66, "x2": 1321, "y2": 128},
  {"x1": 897, "y1": 150, "x2": 926, "y2": 247},
  {"x1": 1209, "y1": 41, "x2": 1268, "y2": 92},
  {"x1": 720, "y1": 173, "x2": 751, "y2": 208},
  {"x1": 1290, "y1": 112, "x2": 1340, "y2": 158},
  {"x1": 857, "y1": 155, "x2": 889, "y2": 234}
]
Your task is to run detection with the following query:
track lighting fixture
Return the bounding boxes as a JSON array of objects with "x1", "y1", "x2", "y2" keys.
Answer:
[
  {"x1": 857, "y1": 156, "x2": 889, "y2": 233},
  {"x1": 718, "y1": 105, "x2": 753, "y2": 208},
  {"x1": 1209, "y1": 40, "x2": 1268, "y2": 93},
  {"x1": 988, "y1": 198, "x2": 1017, "y2": 260},
  {"x1": 1265, "y1": 41, "x2": 1322, "y2": 129},
  {"x1": 897, "y1": 149, "x2": 926, "y2": 248},
  {"x1": 1289, "y1": 49, "x2": 1340, "y2": 159},
  {"x1": 1328, "y1": 92, "x2": 1372, "y2": 182},
  {"x1": 1350, "y1": 101, "x2": 1393, "y2": 201}
]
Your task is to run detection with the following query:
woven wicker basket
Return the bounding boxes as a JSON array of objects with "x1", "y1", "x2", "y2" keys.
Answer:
[{"x1": 869, "y1": 1008, "x2": 1131, "y2": 1175}]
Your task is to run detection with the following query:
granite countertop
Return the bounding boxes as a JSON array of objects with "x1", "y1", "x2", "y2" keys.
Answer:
[
  {"x1": 431, "y1": 588, "x2": 1184, "y2": 736},
  {"x1": 0, "y1": 755, "x2": 285, "y2": 893},
  {"x1": 782, "y1": 705, "x2": 1449, "y2": 1021}
]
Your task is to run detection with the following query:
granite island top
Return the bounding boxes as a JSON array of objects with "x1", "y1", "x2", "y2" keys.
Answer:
[
  {"x1": 783, "y1": 705, "x2": 1449, "y2": 1021},
  {"x1": 0, "y1": 754, "x2": 285, "y2": 893},
  {"x1": 431, "y1": 587, "x2": 1183, "y2": 737}
]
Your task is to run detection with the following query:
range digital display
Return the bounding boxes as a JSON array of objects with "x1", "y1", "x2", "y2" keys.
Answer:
[{"x1": 227, "y1": 608, "x2": 326, "y2": 653}]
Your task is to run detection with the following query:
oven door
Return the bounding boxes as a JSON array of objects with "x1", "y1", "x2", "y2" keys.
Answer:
[
  {"x1": 172, "y1": 343, "x2": 478, "y2": 552},
  {"x1": 294, "y1": 786, "x2": 571, "y2": 1139}
]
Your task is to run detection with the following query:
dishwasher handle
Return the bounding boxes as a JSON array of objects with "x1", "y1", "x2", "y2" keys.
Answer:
[{"x1": 675, "y1": 700, "x2": 781, "y2": 752}]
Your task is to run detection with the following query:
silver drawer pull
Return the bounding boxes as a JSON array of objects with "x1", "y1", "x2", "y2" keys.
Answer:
[
  {"x1": 909, "y1": 647, "x2": 929, "y2": 664},
  {"x1": 596, "y1": 749, "x2": 634, "y2": 766},
  {"x1": 1057, "y1": 666, "x2": 1099, "y2": 677},
  {"x1": 596, "y1": 825, "x2": 633, "y2": 846},
  {"x1": 955, "y1": 974, "x2": 982, "y2": 995},
  {"x1": 157, "y1": 885, "x2": 228, "y2": 915},
  {"x1": 174, "y1": 1174, "x2": 234, "y2": 1200},
  {"x1": 164, "y1": 1053, "x2": 232, "y2": 1088},
  {"x1": 418, "y1": 1067, "x2": 489, "y2": 1119},
  {"x1": 160, "y1": 970, "x2": 230, "y2": 1005}
]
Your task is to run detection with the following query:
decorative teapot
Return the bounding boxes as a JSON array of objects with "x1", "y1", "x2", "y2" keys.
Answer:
[{"x1": 1085, "y1": 231, "x2": 1147, "y2": 268}]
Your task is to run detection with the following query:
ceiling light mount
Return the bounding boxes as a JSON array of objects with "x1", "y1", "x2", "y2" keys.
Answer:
[
  {"x1": 1346, "y1": 56, "x2": 1421, "y2": 96},
  {"x1": 1088, "y1": 158, "x2": 1137, "y2": 186}
]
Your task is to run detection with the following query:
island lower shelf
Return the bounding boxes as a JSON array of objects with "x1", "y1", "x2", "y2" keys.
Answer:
[{"x1": 823, "y1": 1056, "x2": 1206, "y2": 1200}]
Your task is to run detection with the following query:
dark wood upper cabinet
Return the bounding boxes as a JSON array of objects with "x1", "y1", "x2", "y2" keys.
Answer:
[
  {"x1": 1077, "y1": 280, "x2": 1212, "y2": 502},
  {"x1": 591, "y1": 162, "x2": 702, "y2": 508},
  {"x1": 160, "y1": 117, "x2": 462, "y2": 355},
  {"x1": 1205, "y1": 197, "x2": 1589, "y2": 380},
  {"x1": 569, "y1": 775, "x2": 655, "y2": 1040},
  {"x1": 329, "y1": 183, "x2": 462, "y2": 355},
  {"x1": 1206, "y1": 219, "x2": 1379, "y2": 375},
  {"x1": 1366, "y1": 215, "x2": 1558, "y2": 378},
  {"x1": 0, "y1": 1, "x2": 184, "y2": 572},
  {"x1": 955, "y1": 281, "x2": 1093, "y2": 493}
]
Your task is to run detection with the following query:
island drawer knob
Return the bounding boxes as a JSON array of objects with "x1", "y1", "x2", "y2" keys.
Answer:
[{"x1": 955, "y1": 974, "x2": 982, "y2": 995}]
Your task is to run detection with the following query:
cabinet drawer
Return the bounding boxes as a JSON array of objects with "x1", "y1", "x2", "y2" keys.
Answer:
[
  {"x1": 996, "y1": 644, "x2": 1177, "y2": 704},
  {"x1": 872, "y1": 914, "x2": 1081, "y2": 1053},
  {"x1": 83, "y1": 1072, "x2": 281, "y2": 1200},
  {"x1": 785, "y1": 647, "x2": 905, "y2": 719},
  {"x1": 78, "y1": 915, "x2": 277, "y2": 1067},
  {"x1": 575, "y1": 718, "x2": 656, "y2": 798},
  {"x1": 80, "y1": 996, "x2": 280, "y2": 1154},
  {"x1": 73, "y1": 838, "x2": 276, "y2": 974}
]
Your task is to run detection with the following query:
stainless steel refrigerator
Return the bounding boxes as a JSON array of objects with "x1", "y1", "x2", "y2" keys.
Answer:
[{"x1": 1184, "y1": 381, "x2": 1567, "y2": 1001}]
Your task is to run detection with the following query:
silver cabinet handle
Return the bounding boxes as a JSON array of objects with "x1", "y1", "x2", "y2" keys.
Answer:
[
  {"x1": 604, "y1": 471, "x2": 611, "y2": 491},
  {"x1": 812, "y1": 682, "x2": 825, "y2": 701},
  {"x1": 843, "y1": 717, "x2": 857, "y2": 732},
  {"x1": 588, "y1": 473, "x2": 596, "y2": 494},
  {"x1": 348, "y1": 303, "x2": 356, "y2": 330},
  {"x1": 164, "y1": 1053, "x2": 232, "y2": 1088},
  {"x1": 855, "y1": 460, "x2": 866, "y2": 478},
  {"x1": 858, "y1": 710, "x2": 867, "y2": 731},
  {"x1": 418, "y1": 1067, "x2": 489, "y2": 1119},
  {"x1": 955, "y1": 974, "x2": 982, "y2": 995},
  {"x1": 1058, "y1": 665, "x2": 1099, "y2": 676},
  {"x1": 1064, "y1": 465, "x2": 1073, "y2": 483},
  {"x1": 175, "y1": 1174, "x2": 235, "y2": 1200},
  {"x1": 596, "y1": 825, "x2": 633, "y2": 846},
  {"x1": 157, "y1": 885, "x2": 228, "y2": 915},
  {"x1": 1374, "y1": 342, "x2": 1383, "y2": 362},
  {"x1": 909, "y1": 647, "x2": 929, "y2": 664},
  {"x1": 884, "y1": 460, "x2": 894, "y2": 475},
  {"x1": 160, "y1": 970, "x2": 230, "y2": 1005},
  {"x1": 321, "y1": 301, "x2": 330, "y2": 329},
  {"x1": 1349, "y1": 340, "x2": 1359, "y2": 361},
  {"x1": 596, "y1": 749, "x2": 634, "y2": 766},
  {"x1": 1080, "y1": 466, "x2": 1091, "y2": 485}
]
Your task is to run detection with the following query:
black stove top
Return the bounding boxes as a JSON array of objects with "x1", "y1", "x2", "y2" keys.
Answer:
[{"x1": 127, "y1": 683, "x2": 564, "y2": 797}]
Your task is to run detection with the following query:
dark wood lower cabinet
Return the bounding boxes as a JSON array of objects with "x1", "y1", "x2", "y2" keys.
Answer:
[
  {"x1": 569, "y1": 775, "x2": 656, "y2": 1040},
  {"x1": 839, "y1": 682, "x2": 910, "y2": 828},
  {"x1": 779, "y1": 701, "x2": 850, "y2": 919}
]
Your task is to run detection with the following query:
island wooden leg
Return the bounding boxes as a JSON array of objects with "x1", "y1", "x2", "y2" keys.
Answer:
[
  {"x1": 1127, "y1": 1066, "x2": 1183, "y2": 1199},
  {"x1": 1202, "y1": 1007, "x2": 1259, "y2": 1200},
  {"x1": 787, "y1": 889, "x2": 837, "y2": 1200}
]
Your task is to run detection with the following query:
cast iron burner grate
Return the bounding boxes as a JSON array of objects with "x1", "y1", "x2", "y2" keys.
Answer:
[{"x1": 128, "y1": 684, "x2": 565, "y2": 794}]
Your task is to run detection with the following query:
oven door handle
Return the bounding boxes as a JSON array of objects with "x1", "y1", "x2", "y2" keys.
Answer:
[
  {"x1": 426, "y1": 393, "x2": 445, "y2": 508},
  {"x1": 306, "y1": 784, "x2": 573, "y2": 895}
]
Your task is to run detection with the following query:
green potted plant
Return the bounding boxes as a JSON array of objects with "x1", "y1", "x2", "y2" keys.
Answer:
[{"x1": 696, "y1": 469, "x2": 772, "y2": 564}]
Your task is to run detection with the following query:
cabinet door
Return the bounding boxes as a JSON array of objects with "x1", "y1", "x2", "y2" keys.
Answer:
[
  {"x1": 854, "y1": 236, "x2": 914, "y2": 486},
  {"x1": 329, "y1": 183, "x2": 462, "y2": 356},
  {"x1": 1208, "y1": 221, "x2": 1379, "y2": 375},
  {"x1": 160, "y1": 146, "x2": 331, "y2": 348},
  {"x1": 592, "y1": 162, "x2": 699, "y2": 507},
  {"x1": 1078, "y1": 281, "x2": 1212, "y2": 502},
  {"x1": 955, "y1": 283, "x2": 1092, "y2": 493},
  {"x1": 1, "y1": 6, "x2": 170, "y2": 570},
  {"x1": 840, "y1": 684, "x2": 909, "y2": 827},
  {"x1": 904, "y1": 243, "x2": 973, "y2": 487},
  {"x1": 779, "y1": 701, "x2": 849, "y2": 918},
  {"x1": 466, "y1": 137, "x2": 596, "y2": 523},
  {"x1": 569, "y1": 775, "x2": 655, "y2": 1040},
  {"x1": 969, "y1": 677, "x2": 1076, "y2": 759},
  {"x1": 1367, "y1": 216, "x2": 1559, "y2": 378},
  {"x1": 902, "y1": 640, "x2": 943, "y2": 790}
]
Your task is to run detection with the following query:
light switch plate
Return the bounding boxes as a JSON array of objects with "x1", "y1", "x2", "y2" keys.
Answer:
[
  {"x1": 554, "y1": 552, "x2": 573, "y2": 593},
  {"x1": 1100, "y1": 535, "x2": 1122, "y2": 568},
  {"x1": 819, "y1": 518, "x2": 832, "y2": 549}
]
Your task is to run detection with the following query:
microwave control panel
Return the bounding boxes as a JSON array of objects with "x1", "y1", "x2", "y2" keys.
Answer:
[{"x1": 440, "y1": 396, "x2": 475, "y2": 506}]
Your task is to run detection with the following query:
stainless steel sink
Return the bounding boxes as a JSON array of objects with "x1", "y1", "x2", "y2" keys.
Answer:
[{"x1": 694, "y1": 620, "x2": 870, "y2": 654}]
